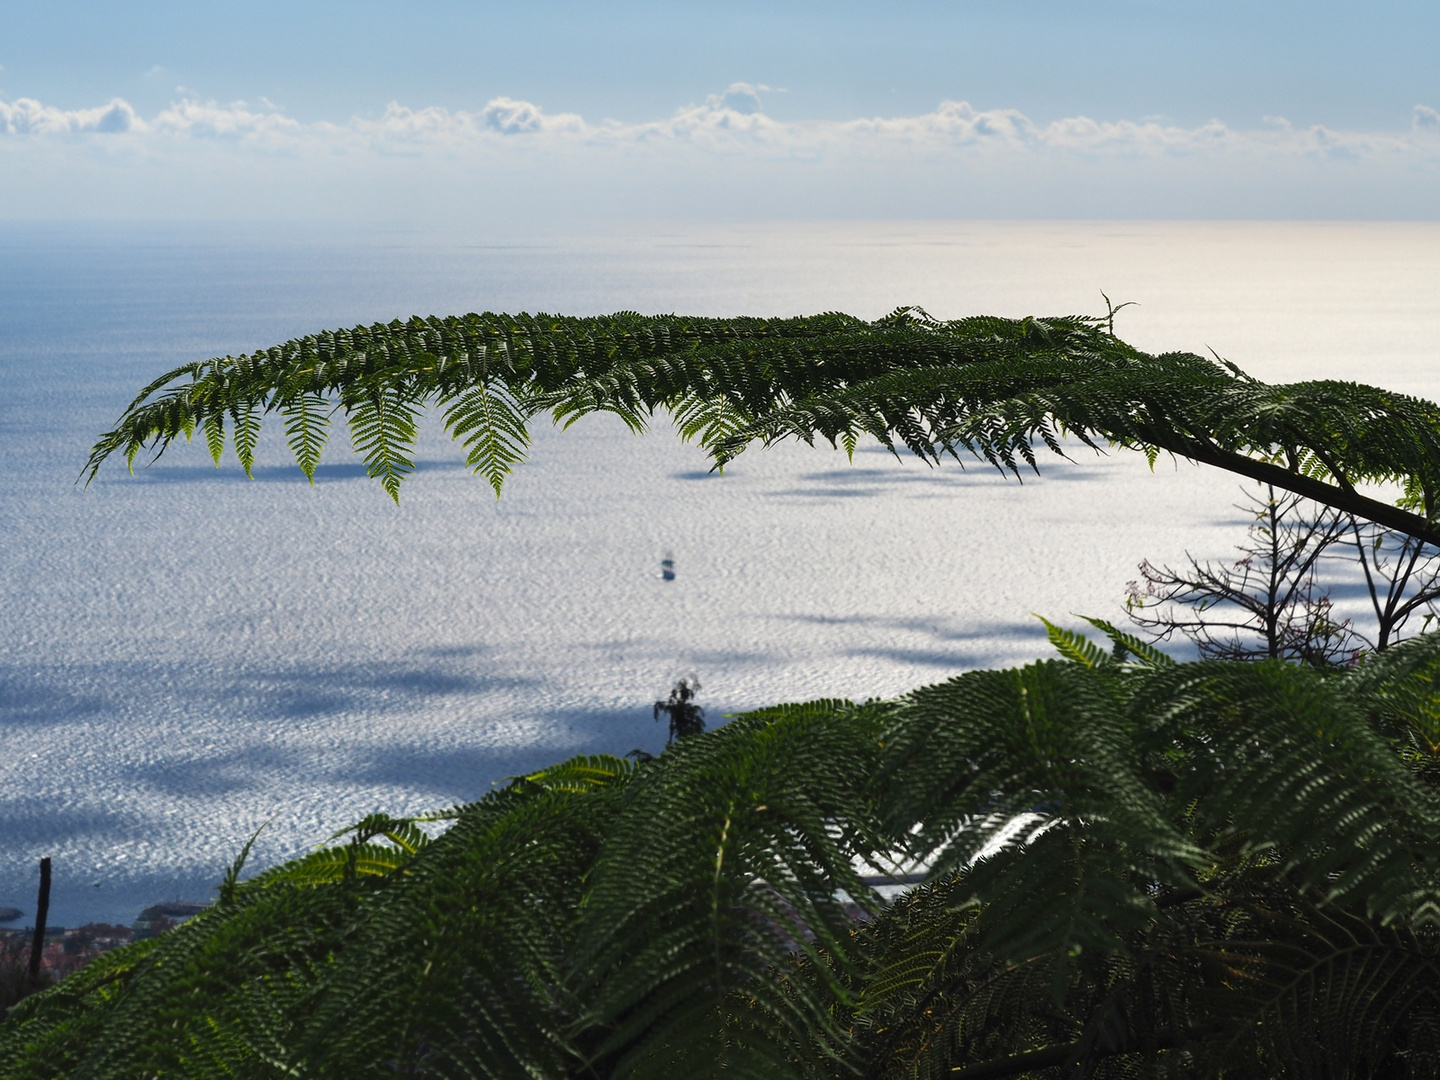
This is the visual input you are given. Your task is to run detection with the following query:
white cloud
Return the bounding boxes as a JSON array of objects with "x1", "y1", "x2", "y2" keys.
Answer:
[
  {"x1": 149, "y1": 98, "x2": 305, "y2": 140},
  {"x1": 0, "y1": 96, "x2": 141, "y2": 134},
  {"x1": 4, "y1": 90, "x2": 1437, "y2": 162},
  {"x1": 478, "y1": 96, "x2": 584, "y2": 135},
  {"x1": 707, "y1": 82, "x2": 768, "y2": 116},
  {"x1": 1, "y1": 90, "x2": 1438, "y2": 222}
]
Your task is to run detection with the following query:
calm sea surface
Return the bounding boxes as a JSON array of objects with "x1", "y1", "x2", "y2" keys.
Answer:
[{"x1": 2, "y1": 220, "x2": 1438, "y2": 926}]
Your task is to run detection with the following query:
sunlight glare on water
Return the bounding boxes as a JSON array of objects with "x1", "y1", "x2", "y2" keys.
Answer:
[{"x1": 1, "y1": 220, "x2": 1437, "y2": 925}]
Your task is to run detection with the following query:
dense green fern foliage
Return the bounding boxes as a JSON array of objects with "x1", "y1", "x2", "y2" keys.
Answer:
[
  {"x1": 8, "y1": 629, "x2": 1440, "y2": 1078},
  {"x1": 840, "y1": 629, "x2": 1440, "y2": 1080},
  {"x1": 85, "y1": 309, "x2": 1440, "y2": 542}
]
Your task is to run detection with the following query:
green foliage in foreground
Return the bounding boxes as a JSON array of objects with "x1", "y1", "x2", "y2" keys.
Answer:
[
  {"x1": 7, "y1": 625, "x2": 1440, "y2": 1079},
  {"x1": 86, "y1": 309, "x2": 1440, "y2": 544}
]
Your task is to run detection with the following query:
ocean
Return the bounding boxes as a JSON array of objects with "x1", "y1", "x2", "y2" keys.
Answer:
[{"x1": 2, "y1": 219, "x2": 1438, "y2": 927}]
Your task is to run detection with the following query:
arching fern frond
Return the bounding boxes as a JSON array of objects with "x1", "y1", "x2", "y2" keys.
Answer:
[{"x1": 83, "y1": 309, "x2": 1440, "y2": 543}]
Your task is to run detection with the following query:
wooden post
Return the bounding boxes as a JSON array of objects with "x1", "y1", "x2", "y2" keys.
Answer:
[{"x1": 27, "y1": 857, "x2": 50, "y2": 985}]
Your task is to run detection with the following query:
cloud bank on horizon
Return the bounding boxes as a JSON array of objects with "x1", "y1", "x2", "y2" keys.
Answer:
[{"x1": 4, "y1": 84, "x2": 1439, "y2": 223}]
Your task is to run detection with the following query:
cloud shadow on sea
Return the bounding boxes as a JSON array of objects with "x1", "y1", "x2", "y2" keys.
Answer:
[
  {"x1": 0, "y1": 644, "x2": 543, "y2": 734},
  {"x1": 101, "y1": 458, "x2": 467, "y2": 486},
  {"x1": 768, "y1": 461, "x2": 1112, "y2": 501},
  {"x1": 670, "y1": 469, "x2": 726, "y2": 481},
  {"x1": 0, "y1": 798, "x2": 149, "y2": 848},
  {"x1": 0, "y1": 696, "x2": 678, "y2": 923},
  {"x1": 137, "y1": 744, "x2": 304, "y2": 798},
  {"x1": 772, "y1": 613, "x2": 1047, "y2": 670},
  {"x1": 213, "y1": 653, "x2": 542, "y2": 722},
  {"x1": 778, "y1": 611, "x2": 1039, "y2": 640},
  {"x1": 344, "y1": 712, "x2": 645, "y2": 801},
  {"x1": 0, "y1": 674, "x2": 110, "y2": 727}
]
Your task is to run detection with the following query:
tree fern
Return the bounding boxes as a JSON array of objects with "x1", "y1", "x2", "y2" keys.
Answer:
[
  {"x1": 83, "y1": 309, "x2": 1440, "y2": 543},
  {"x1": 41, "y1": 307, "x2": 1440, "y2": 1074},
  {"x1": 8, "y1": 638, "x2": 1440, "y2": 1076},
  {"x1": 568, "y1": 701, "x2": 891, "y2": 1079}
]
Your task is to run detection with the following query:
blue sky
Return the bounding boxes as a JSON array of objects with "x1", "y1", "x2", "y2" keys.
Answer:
[{"x1": 2, "y1": 1, "x2": 1437, "y2": 221}]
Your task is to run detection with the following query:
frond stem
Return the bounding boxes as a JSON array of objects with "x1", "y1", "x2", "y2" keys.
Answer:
[
  {"x1": 949, "y1": 1027, "x2": 1214, "y2": 1080},
  {"x1": 1170, "y1": 434, "x2": 1440, "y2": 547}
]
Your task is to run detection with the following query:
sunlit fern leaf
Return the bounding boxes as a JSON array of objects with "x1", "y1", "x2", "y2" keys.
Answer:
[
  {"x1": 217, "y1": 818, "x2": 269, "y2": 905},
  {"x1": 345, "y1": 383, "x2": 420, "y2": 503},
  {"x1": 230, "y1": 400, "x2": 262, "y2": 478},
  {"x1": 262, "y1": 838, "x2": 426, "y2": 883},
  {"x1": 1077, "y1": 614, "x2": 1176, "y2": 667},
  {"x1": 246, "y1": 845, "x2": 367, "y2": 885},
  {"x1": 525, "y1": 752, "x2": 638, "y2": 793},
  {"x1": 327, "y1": 811, "x2": 434, "y2": 853},
  {"x1": 1035, "y1": 614, "x2": 1112, "y2": 669},
  {"x1": 103, "y1": 382, "x2": 200, "y2": 474},
  {"x1": 201, "y1": 407, "x2": 226, "y2": 467},
  {"x1": 279, "y1": 390, "x2": 331, "y2": 482},
  {"x1": 441, "y1": 380, "x2": 532, "y2": 498},
  {"x1": 670, "y1": 391, "x2": 755, "y2": 460}
]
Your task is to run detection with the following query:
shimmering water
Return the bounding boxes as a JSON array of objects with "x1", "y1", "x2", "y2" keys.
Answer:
[{"x1": 2, "y1": 219, "x2": 1438, "y2": 926}]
